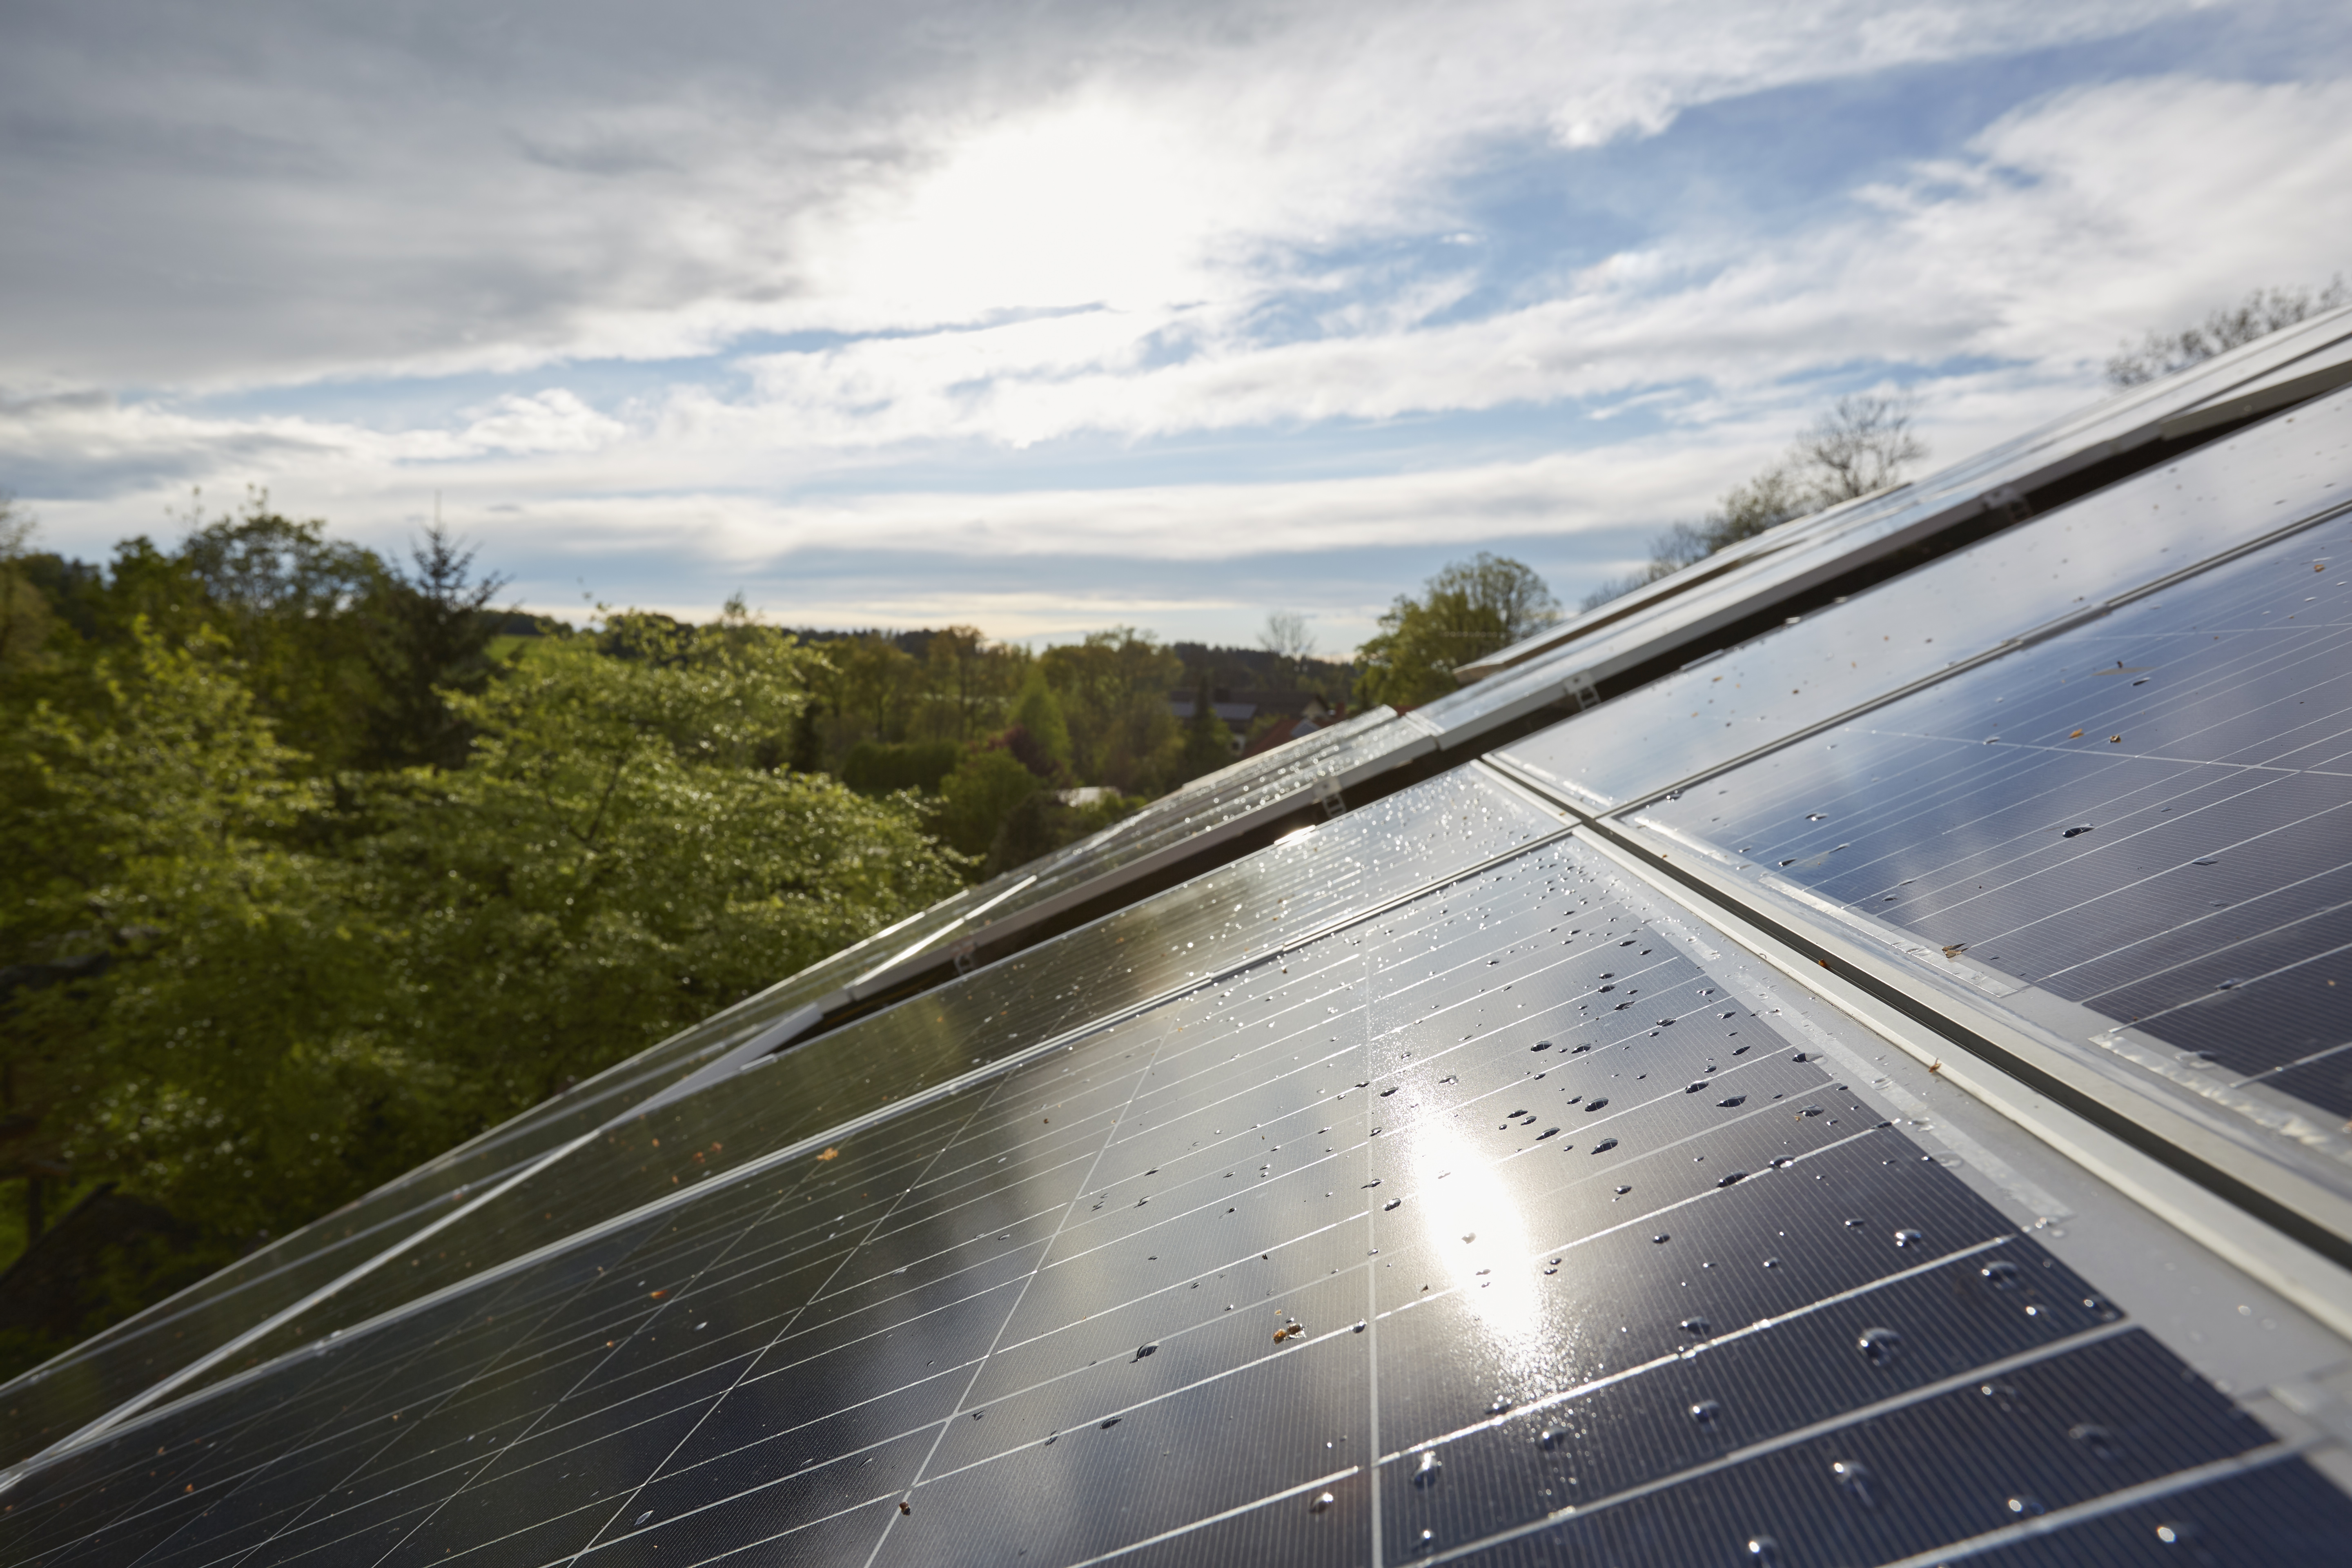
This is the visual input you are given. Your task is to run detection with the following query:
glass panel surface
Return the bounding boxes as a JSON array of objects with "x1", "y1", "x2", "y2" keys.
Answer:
[
  {"x1": 1498, "y1": 387, "x2": 2352, "y2": 811},
  {"x1": 0, "y1": 710, "x2": 1420, "y2": 1463},
  {"x1": 1630, "y1": 514, "x2": 2352, "y2": 1145},
  {"x1": 0, "y1": 919, "x2": 923, "y2": 1469},
  {"x1": 9, "y1": 827, "x2": 2342, "y2": 1568},
  {"x1": 156, "y1": 768, "x2": 1566, "y2": 1394}
]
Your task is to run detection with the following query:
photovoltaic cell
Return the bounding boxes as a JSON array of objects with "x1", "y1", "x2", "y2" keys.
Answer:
[
  {"x1": 1497, "y1": 390, "x2": 2352, "y2": 812},
  {"x1": 0, "y1": 901, "x2": 985, "y2": 1470},
  {"x1": 122, "y1": 768, "x2": 1566, "y2": 1409},
  {"x1": 1628, "y1": 514, "x2": 2352, "y2": 1131},
  {"x1": 7, "y1": 816, "x2": 2341, "y2": 1567},
  {"x1": 0, "y1": 720, "x2": 1447, "y2": 1469}
]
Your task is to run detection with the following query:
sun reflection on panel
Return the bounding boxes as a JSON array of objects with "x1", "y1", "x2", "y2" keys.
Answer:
[{"x1": 1408, "y1": 1125, "x2": 1560, "y2": 1395}]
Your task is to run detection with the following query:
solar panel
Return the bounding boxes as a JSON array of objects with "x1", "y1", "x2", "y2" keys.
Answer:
[
  {"x1": 767, "y1": 316, "x2": 2352, "y2": 1014},
  {"x1": 1, "y1": 709, "x2": 1446, "y2": 1465},
  {"x1": 13, "y1": 327, "x2": 2352, "y2": 1566},
  {"x1": 0, "y1": 900, "x2": 969, "y2": 1470},
  {"x1": 1495, "y1": 385, "x2": 2352, "y2": 813},
  {"x1": 7, "y1": 782, "x2": 2346, "y2": 1566},
  {"x1": 0, "y1": 768, "x2": 1565, "y2": 1467},
  {"x1": 1624, "y1": 508, "x2": 2352, "y2": 1072}
]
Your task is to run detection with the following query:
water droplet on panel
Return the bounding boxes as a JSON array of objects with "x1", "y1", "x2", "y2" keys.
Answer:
[
  {"x1": 1487, "y1": 1396, "x2": 1512, "y2": 1414},
  {"x1": 1586, "y1": 1098, "x2": 1610, "y2": 1112},
  {"x1": 1747, "y1": 1537, "x2": 1781, "y2": 1564},
  {"x1": 1857, "y1": 1327, "x2": 1901, "y2": 1366},
  {"x1": 1686, "y1": 1081, "x2": 1710, "y2": 1094},
  {"x1": 1614, "y1": 1184, "x2": 1632, "y2": 1195},
  {"x1": 2155, "y1": 1521, "x2": 2199, "y2": 1545},
  {"x1": 1716, "y1": 1171, "x2": 1747, "y2": 1187},
  {"x1": 1679, "y1": 1316, "x2": 1712, "y2": 1337},
  {"x1": 1762, "y1": 1256, "x2": 1781, "y2": 1269},
  {"x1": 1831, "y1": 1458, "x2": 1877, "y2": 1506},
  {"x1": 2008, "y1": 1494, "x2": 2045, "y2": 1517},
  {"x1": 1652, "y1": 1234, "x2": 1671, "y2": 1245},
  {"x1": 1539, "y1": 1428, "x2": 1567, "y2": 1450},
  {"x1": 1690, "y1": 1399, "x2": 1722, "y2": 1424},
  {"x1": 1384, "y1": 1198, "x2": 1401, "y2": 1210},
  {"x1": 1413, "y1": 1452, "x2": 1443, "y2": 1489},
  {"x1": 1718, "y1": 1096, "x2": 1746, "y2": 1108},
  {"x1": 635, "y1": 1511, "x2": 655, "y2": 1527},
  {"x1": 2062, "y1": 825, "x2": 2093, "y2": 839},
  {"x1": 2070, "y1": 1423, "x2": 2123, "y2": 1462},
  {"x1": 1980, "y1": 1260, "x2": 2022, "y2": 1291},
  {"x1": 1593, "y1": 1138, "x2": 1618, "y2": 1154},
  {"x1": 1893, "y1": 1228, "x2": 1923, "y2": 1249}
]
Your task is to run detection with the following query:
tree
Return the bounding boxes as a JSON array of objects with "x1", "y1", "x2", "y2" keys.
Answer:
[
  {"x1": 937, "y1": 747, "x2": 1042, "y2": 858},
  {"x1": 1581, "y1": 394, "x2": 1926, "y2": 611},
  {"x1": 1354, "y1": 553, "x2": 1560, "y2": 710},
  {"x1": 166, "y1": 491, "x2": 387, "y2": 770},
  {"x1": 918, "y1": 625, "x2": 1026, "y2": 744},
  {"x1": 2107, "y1": 278, "x2": 2350, "y2": 388},
  {"x1": 823, "y1": 635, "x2": 923, "y2": 754},
  {"x1": 0, "y1": 597, "x2": 963, "y2": 1372},
  {"x1": 359, "y1": 522, "x2": 511, "y2": 771},
  {"x1": 0, "y1": 497, "x2": 53, "y2": 675},
  {"x1": 0, "y1": 620, "x2": 346, "y2": 1246},
  {"x1": 1258, "y1": 610, "x2": 1317, "y2": 687},
  {"x1": 1179, "y1": 674, "x2": 1231, "y2": 779},
  {"x1": 1008, "y1": 670, "x2": 1074, "y2": 773},
  {"x1": 1036, "y1": 629, "x2": 1185, "y2": 793}
]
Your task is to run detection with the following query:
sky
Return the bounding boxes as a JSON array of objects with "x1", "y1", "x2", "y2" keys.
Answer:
[{"x1": 3, "y1": 0, "x2": 2350, "y2": 653}]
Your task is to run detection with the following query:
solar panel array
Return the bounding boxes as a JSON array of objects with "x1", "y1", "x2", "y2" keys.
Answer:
[
  {"x1": 8, "y1": 358, "x2": 2352, "y2": 1567},
  {"x1": 1497, "y1": 387, "x2": 2352, "y2": 1242}
]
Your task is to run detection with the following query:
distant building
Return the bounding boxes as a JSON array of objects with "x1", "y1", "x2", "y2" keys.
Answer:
[{"x1": 1167, "y1": 688, "x2": 1343, "y2": 756}]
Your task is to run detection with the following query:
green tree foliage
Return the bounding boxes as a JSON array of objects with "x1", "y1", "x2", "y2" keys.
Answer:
[
  {"x1": 920, "y1": 625, "x2": 1028, "y2": 744},
  {"x1": 360, "y1": 523, "x2": 511, "y2": 770},
  {"x1": 1179, "y1": 674, "x2": 1231, "y2": 779},
  {"x1": 1037, "y1": 629, "x2": 1185, "y2": 794},
  {"x1": 163, "y1": 493, "x2": 388, "y2": 771},
  {"x1": 937, "y1": 747, "x2": 1045, "y2": 858},
  {"x1": 2106, "y1": 277, "x2": 2349, "y2": 388},
  {"x1": 0, "y1": 498, "x2": 53, "y2": 673},
  {"x1": 1581, "y1": 394, "x2": 1927, "y2": 611},
  {"x1": 1008, "y1": 669, "x2": 1074, "y2": 773},
  {"x1": 345, "y1": 616, "x2": 962, "y2": 1131},
  {"x1": 1353, "y1": 553, "x2": 1561, "y2": 710},
  {"x1": 841, "y1": 739, "x2": 964, "y2": 794},
  {"x1": 0, "y1": 532, "x2": 963, "y2": 1375},
  {"x1": 2, "y1": 621, "x2": 354, "y2": 1246}
]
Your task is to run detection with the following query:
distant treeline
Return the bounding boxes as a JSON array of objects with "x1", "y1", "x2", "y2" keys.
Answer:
[{"x1": 0, "y1": 493, "x2": 1357, "y2": 1379}]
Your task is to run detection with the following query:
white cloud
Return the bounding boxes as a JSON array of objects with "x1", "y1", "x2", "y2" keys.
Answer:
[
  {"x1": 460, "y1": 390, "x2": 628, "y2": 454},
  {"x1": 0, "y1": 0, "x2": 2206, "y2": 391},
  {"x1": 10, "y1": 5, "x2": 2352, "y2": 648}
]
